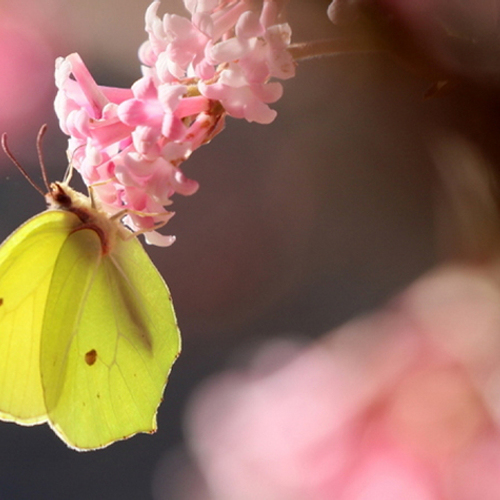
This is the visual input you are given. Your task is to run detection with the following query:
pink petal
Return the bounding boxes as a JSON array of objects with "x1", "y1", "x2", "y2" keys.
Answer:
[
  {"x1": 131, "y1": 75, "x2": 158, "y2": 100},
  {"x1": 144, "y1": 231, "x2": 176, "y2": 246},
  {"x1": 211, "y1": 37, "x2": 250, "y2": 63},
  {"x1": 235, "y1": 11, "x2": 264, "y2": 39},
  {"x1": 157, "y1": 83, "x2": 187, "y2": 111},
  {"x1": 66, "y1": 53, "x2": 109, "y2": 119}
]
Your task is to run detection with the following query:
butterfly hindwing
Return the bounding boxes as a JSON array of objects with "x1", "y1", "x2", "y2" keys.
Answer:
[{"x1": 40, "y1": 228, "x2": 180, "y2": 450}]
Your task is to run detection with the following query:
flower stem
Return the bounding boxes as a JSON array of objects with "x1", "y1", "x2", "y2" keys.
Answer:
[{"x1": 288, "y1": 38, "x2": 384, "y2": 61}]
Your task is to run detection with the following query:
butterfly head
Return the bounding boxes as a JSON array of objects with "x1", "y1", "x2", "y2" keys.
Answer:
[{"x1": 47, "y1": 182, "x2": 73, "y2": 210}]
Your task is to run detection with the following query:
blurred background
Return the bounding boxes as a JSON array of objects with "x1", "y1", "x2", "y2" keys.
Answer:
[{"x1": 1, "y1": 0, "x2": 498, "y2": 498}]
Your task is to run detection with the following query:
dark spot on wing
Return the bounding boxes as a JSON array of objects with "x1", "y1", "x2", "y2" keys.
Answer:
[
  {"x1": 0, "y1": 298, "x2": 3, "y2": 306},
  {"x1": 85, "y1": 349, "x2": 97, "y2": 366}
]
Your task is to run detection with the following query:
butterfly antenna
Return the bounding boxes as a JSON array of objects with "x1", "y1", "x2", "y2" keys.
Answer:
[
  {"x1": 36, "y1": 124, "x2": 52, "y2": 192},
  {"x1": 1, "y1": 132, "x2": 45, "y2": 197}
]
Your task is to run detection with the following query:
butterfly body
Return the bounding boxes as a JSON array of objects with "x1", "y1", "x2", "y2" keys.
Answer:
[{"x1": 0, "y1": 182, "x2": 180, "y2": 450}]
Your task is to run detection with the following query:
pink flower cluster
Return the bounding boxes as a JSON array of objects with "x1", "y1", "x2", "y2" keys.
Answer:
[{"x1": 54, "y1": 0, "x2": 295, "y2": 245}]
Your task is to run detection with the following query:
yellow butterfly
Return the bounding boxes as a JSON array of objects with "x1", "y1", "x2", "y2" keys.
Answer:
[{"x1": 0, "y1": 128, "x2": 180, "y2": 450}]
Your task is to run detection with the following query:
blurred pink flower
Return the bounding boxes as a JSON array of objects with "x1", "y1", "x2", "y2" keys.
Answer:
[
  {"x1": 54, "y1": 0, "x2": 294, "y2": 244},
  {"x1": 181, "y1": 264, "x2": 500, "y2": 499},
  {"x1": 0, "y1": 6, "x2": 56, "y2": 139}
]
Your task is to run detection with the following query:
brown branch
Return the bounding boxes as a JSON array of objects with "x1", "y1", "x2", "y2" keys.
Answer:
[{"x1": 288, "y1": 38, "x2": 385, "y2": 61}]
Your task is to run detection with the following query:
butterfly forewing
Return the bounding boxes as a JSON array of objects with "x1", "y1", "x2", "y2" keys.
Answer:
[{"x1": 0, "y1": 211, "x2": 81, "y2": 424}]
